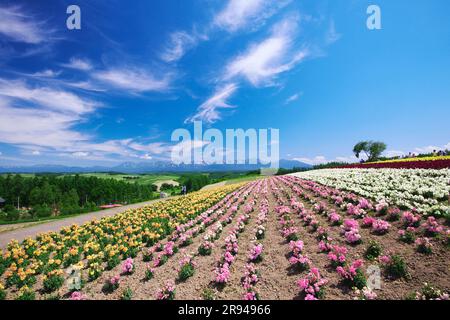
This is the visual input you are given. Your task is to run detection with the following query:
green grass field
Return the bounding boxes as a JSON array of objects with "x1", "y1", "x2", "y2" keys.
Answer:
[
  {"x1": 1, "y1": 173, "x2": 180, "y2": 186},
  {"x1": 223, "y1": 174, "x2": 265, "y2": 185},
  {"x1": 70, "y1": 173, "x2": 180, "y2": 185}
]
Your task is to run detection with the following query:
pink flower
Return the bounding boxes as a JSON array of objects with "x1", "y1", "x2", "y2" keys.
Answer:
[
  {"x1": 122, "y1": 257, "x2": 134, "y2": 274},
  {"x1": 372, "y1": 219, "x2": 390, "y2": 234},
  {"x1": 224, "y1": 251, "x2": 235, "y2": 264},
  {"x1": 362, "y1": 217, "x2": 376, "y2": 227},
  {"x1": 345, "y1": 229, "x2": 361, "y2": 244},
  {"x1": 379, "y1": 255, "x2": 391, "y2": 264},
  {"x1": 215, "y1": 263, "x2": 231, "y2": 284},
  {"x1": 249, "y1": 243, "x2": 263, "y2": 262},
  {"x1": 343, "y1": 219, "x2": 359, "y2": 231},
  {"x1": 70, "y1": 291, "x2": 87, "y2": 300},
  {"x1": 297, "y1": 278, "x2": 309, "y2": 290},
  {"x1": 243, "y1": 291, "x2": 258, "y2": 300}
]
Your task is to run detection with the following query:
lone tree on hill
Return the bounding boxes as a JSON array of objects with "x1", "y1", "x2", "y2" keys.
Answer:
[{"x1": 353, "y1": 141, "x2": 387, "y2": 162}]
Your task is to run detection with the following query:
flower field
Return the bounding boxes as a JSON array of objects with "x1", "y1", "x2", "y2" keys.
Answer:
[
  {"x1": 0, "y1": 171, "x2": 449, "y2": 300},
  {"x1": 340, "y1": 156, "x2": 450, "y2": 169},
  {"x1": 292, "y1": 169, "x2": 450, "y2": 216}
]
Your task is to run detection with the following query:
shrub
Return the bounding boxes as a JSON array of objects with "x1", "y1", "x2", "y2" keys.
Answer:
[
  {"x1": 365, "y1": 241, "x2": 382, "y2": 261},
  {"x1": 380, "y1": 255, "x2": 409, "y2": 279},
  {"x1": 144, "y1": 266, "x2": 155, "y2": 281},
  {"x1": 34, "y1": 204, "x2": 52, "y2": 218},
  {"x1": 156, "y1": 280, "x2": 176, "y2": 300},
  {"x1": 415, "y1": 237, "x2": 433, "y2": 254},
  {"x1": 178, "y1": 255, "x2": 195, "y2": 281},
  {"x1": 337, "y1": 260, "x2": 366, "y2": 289},
  {"x1": 106, "y1": 255, "x2": 121, "y2": 270},
  {"x1": 102, "y1": 275, "x2": 120, "y2": 293},
  {"x1": 202, "y1": 288, "x2": 216, "y2": 300},
  {"x1": 198, "y1": 241, "x2": 213, "y2": 256},
  {"x1": 43, "y1": 270, "x2": 65, "y2": 293},
  {"x1": 3, "y1": 205, "x2": 20, "y2": 221},
  {"x1": 0, "y1": 283, "x2": 6, "y2": 300},
  {"x1": 398, "y1": 228, "x2": 416, "y2": 244},
  {"x1": 16, "y1": 286, "x2": 35, "y2": 300},
  {"x1": 411, "y1": 283, "x2": 449, "y2": 300},
  {"x1": 121, "y1": 287, "x2": 133, "y2": 300}
]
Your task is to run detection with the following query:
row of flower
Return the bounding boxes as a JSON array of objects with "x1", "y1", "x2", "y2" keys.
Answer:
[
  {"x1": 275, "y1": 176, "x2": 448, "y2": 300},
  {"x1": 153, "y1": 179, "x2": 267, "y2": 300},
  {"x1": 340, "y1": 158, "x2": 450, "y2": 170},
  {"x1": 285, "y1": 176, "x2": 449, "y2": 250},
  {"x1": 270, "y1": 178, "x2": 328, "y2": 300},
  {"x1": 0, "y1": 183, "x2": 251, "y2": 300},
  {"x1": 74, "y1": 179, "x2": 264, "y2": 301},
  {"x1": 241, "y1": 187, "x2": 269, "y2": 300},
  {"x1": 368, "y1": 155, "x2": 450, "y2": 164},
  {"x1": 292, "y1": 168, "x2": 450, "y2": 216}
]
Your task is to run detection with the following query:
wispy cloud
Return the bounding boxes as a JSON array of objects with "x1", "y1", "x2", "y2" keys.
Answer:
[
  {"x1": 93, "y1": 67, "x2": 171, "y2": 93},
  {"x1": 0, "y1": 77, "x2": 99, "y2": 151},
  {"x1": 0, "y1": 79, "x2": 98, "y2": 114},
  {"x1": 185, "y1": 83, "x2": 238, "y2": 124},
  {"x1": 65, "y1": 81, "x2": 107, "y2": 92},
  {"x1": 293, "y1": 156, "x2": 327, "y2": 165},
  {"x1": 285, "y1": 92, "x2": 302, "y2": 104},
  {"x1": 0, "y1": 101, "x2": 89, "y2": 149},
  {"x1": 61, "y1": 57, "x2": 93, "y2": 71},
  {"x1": 214, "y1": 0, "x2": 289, "y2": 33},
  {"x1": 223, "y1": 16, "x2": 308, "y2": 86},
  {"x1": 0, "y1": 5, "x2": 54, "y2": 44},
  {"x1": 293, "y1": 154, "x2": 358, "y2": 165},
  {"x1": 160, "y1": 31, "x2": 201, "y2": 63},
  {"x1": 30, "y1": 69, "x2": 62, "y2": 78}
]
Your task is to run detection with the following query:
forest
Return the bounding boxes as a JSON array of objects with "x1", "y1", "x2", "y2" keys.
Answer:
[{"x1": 0, "y1": 174, "x2": 157, "y2": 221}]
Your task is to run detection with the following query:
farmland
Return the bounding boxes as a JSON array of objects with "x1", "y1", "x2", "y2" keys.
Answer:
[{"x1": 0, "y1": 168, "x2": 448, "y2": 300}]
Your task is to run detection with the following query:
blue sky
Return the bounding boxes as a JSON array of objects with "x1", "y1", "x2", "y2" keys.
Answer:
[{"x1": 0, "y1": 0, "x2": 449, "y2": 167}]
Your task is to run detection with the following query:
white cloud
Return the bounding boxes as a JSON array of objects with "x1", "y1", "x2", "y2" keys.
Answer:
[
  {"x1": 0, "y1": 6, "x2": 52, "y2": 44},
  {"x1": 294, "y1": 154, "x2": 359, "y2": 165},
  {"x1": 215, "y1": 0, "x2": 265, "y2": 32},
  {"x1": 384, "y1": 150, "x2": 406, "y2": 158},
  {"x1": 185, "y1": 83, "x2": 238, "y2": 124},
  {"x1": 160, "y1": 31, "x2": 198, "y2": 63},
  {"x1": 223, "y1": 16, "x2": 308, "y2": 86},
  {"x1": 72, "y1": 151, "x2": 89, "y2": 158},
  {"x1": 445, "y1": 142, "x2": 450, "y2": 150},
  {"x1": 214, "y1": 0, "x2": 289, "y2": 33},
  {"x1": 31, "y1": 69, "x2": 61, "y2": 78},
  {"x1": 140, "y1": 154, "x2": 153, "y2": 160},
  {"x1": 93, "y1": 68, "x2": 171, "y2": 92},
  {"x1": 285, "y1": 92, "x2": 302, "y2": 104},
  {"x1": 294, "y1": 156, "x2": 327, "y2": 165},
  {"x1": 31, "y1": 150, "x2": 41, "y2": 155},
  {"x1": 0, "y1": 101, "x2": 89, "y2": 148},
  {"x1": 414, "y1": 145, "x2": 443, "y2": 154},
  {"x1": 0, "y1": 79, "x2": 98, "y2": 114},
  {"x1": 62, "y1": 57, "x2": 93, "y2": 71},
  {"x1": 128, "y1": 142, "x2": 172, "y2": 155},
  {"x1": 66, "y1": 81, "x2": 106, "y2": 92}
]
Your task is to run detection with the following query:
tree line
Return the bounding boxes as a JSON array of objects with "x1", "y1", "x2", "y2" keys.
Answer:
[{"x1": 0, "y1": 174, "x2": 157, "y2": 221}]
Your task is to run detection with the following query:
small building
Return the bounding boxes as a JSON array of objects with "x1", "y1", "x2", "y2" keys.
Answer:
[{"x1": 0, "y1": 197, "x2": 5, "y2": 208}]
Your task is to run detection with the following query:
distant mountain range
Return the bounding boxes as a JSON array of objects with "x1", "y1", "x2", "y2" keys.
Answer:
[{"x1": 0, "y1": 159, "x2": 311, "y2": 174}]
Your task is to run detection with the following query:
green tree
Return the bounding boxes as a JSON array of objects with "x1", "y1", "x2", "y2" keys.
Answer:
[
  {"x1": 3, "y1": 204, "x2": 20, "y2": 221},
  {"x1": 353, "y1": 141, "x2": 387, "y2": 162}
]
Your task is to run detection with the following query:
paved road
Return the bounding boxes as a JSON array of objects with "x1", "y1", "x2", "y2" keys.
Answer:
[{"x1": 0, "y1": 197, "x2": 175, "y2": 248}]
